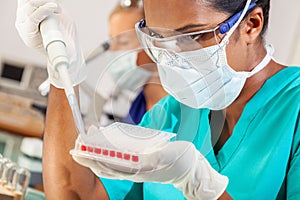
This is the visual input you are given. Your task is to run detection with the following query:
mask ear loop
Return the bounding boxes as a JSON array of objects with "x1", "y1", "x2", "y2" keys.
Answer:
[
  {"x1": 246, "y1": 44, "x2": 274, "y2": 77},
  {"x1": 212, "y1": 26, "x2": 228, "y2": 68},
  {"x1": 213, "y1": 26, "x2": 222, "y2": 46}
]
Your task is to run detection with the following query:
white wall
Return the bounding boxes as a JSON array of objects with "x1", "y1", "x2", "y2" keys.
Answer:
[
  {"x1": 0, "y1": 0, "x2": 118, "y2": 67},
  {"x1": 266, "y1": 0, "x2": 300, "y2": 66},
  {"x1": 0, "y1": 0, "x2": 299, "y2": 67},
  {"x1": 291, "y1": 24, "x2": 300, "y2": 64}
]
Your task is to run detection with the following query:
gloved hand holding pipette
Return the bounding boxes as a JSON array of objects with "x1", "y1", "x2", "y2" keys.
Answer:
[
  {"x1": 16, "y1": 0, "x2": 86, "y2": 89},
  {"x1": 16, "y1": 0, "x2": 86, "y2": 134}
]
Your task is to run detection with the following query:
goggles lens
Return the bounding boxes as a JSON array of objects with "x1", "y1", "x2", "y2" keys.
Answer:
[
  {"x1": 135, "y1": 2, "x2": 257, "y2": 65},
  {"x1": 135, "y1": 20, "x2": 222, "y2": 64}
]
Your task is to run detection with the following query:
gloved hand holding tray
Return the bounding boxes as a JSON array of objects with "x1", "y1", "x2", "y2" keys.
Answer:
[{"x1": 70, "y1": 122, "x2": 176, "y2": 173}]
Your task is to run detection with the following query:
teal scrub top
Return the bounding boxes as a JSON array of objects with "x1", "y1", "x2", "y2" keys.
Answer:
[{"x1": 100, "y1": 67, "x2": 300, "y2": 200}]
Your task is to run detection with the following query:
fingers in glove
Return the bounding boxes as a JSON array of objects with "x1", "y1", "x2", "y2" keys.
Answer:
[
  {"x1": 72, "y1": 155, "x2": 127, "y2": 179},
  {"x1": 28, "y1": 1, "x2": 59, "y2": 25},
  {"x1": 144, "y1": 141, "x2": 199, "y2": 182},
  {"x1": 156, "y1": 141, "x2": 197, "y2": 166},
  {"x1": 17, "y1": 0, "x2": 58, "y2": 22}
]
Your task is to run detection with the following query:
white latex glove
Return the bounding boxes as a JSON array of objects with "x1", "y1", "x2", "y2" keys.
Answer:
[
  {"x1": 15, "y1": 0, "x2": 86, "y2": 88},
  {"x1": 72, "y1": 139, "x2": 229, "y2": 200}
]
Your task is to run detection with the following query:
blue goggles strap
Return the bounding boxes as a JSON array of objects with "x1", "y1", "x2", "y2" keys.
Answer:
[
  {"x1": 138, "y1": 19, "x2": 146, "y2": 29},
  {"x1": 219, "y1": 2, "x2": 257, "y2": 34},
  {"x1": 139, "y1": 2, "x2": 257, "y2": 34}
]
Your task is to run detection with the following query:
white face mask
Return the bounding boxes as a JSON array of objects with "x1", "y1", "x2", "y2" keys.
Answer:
[
  {"x1": 155, "y1": 1, "x2": 273, "y2": 110},
  {"x1": 107, "y1": 50, "x2": 151, "y2": 92},
  {"x1": 157, "y1": 44, "x2": 273, "y2": 110}
]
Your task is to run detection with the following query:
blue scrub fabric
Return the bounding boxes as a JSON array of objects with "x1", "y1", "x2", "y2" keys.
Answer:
[
  {"x1": 100, "y1": 67, "x2": 300, "y2": 200},
  {"x1": 122, "y1": 91, "x2": 147, "y2": 125}
]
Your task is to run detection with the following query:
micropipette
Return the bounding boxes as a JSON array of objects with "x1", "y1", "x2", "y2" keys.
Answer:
[{"x1": 40, "y1": 15, "x2": 86, "y2": 135}]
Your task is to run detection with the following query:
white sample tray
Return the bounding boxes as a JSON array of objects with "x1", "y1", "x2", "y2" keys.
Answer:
[{"x1": 70, "y1": 122, "x2": 176, "y2": 172}]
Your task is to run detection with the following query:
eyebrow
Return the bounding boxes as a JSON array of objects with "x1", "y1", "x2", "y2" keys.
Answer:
[{"x1": 174, "y1": 23, "x2": 208, "y2": 32}]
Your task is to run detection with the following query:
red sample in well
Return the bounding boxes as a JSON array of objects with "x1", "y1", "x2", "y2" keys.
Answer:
[
  {"x1": 81, "y1": 145, "x2": 87, "y2": 151},
  {"x1": 132, "y1": 155, "x2": 139, "y2": 162},
  {"x1": 116, "y1": 152, "x2": 123, "y2": 159},
  {"x1": 103, "y1": 149, "x2": 109, "y2": 156},
  {"x1": 94, "y1": 148, "x2": 101, "y2": 154},
  {"x1": 124, "y1": 154, "x2": 130, "y2": 160},
  {"x1": 87, "y1": 146, "x2": 94, "y2": 152},
  {"x1": 110, "y1": 151, "x2": 116, "y2": 157}
]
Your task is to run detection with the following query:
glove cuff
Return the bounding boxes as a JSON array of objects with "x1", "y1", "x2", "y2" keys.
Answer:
[
  {"x1": 48, "y1": 71, "x2": 87, "y2": 89},
  {"x1": 174, "y1": 152, "x2": 229, "y2": 200},
  {"x1": 47, "y1": 61, "x2": 87, "y2": 89}
]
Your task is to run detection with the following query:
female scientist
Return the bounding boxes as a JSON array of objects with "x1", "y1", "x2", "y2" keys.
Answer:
[{"x1": 15, "y1": 0, "x2": 299, "y2": 199}]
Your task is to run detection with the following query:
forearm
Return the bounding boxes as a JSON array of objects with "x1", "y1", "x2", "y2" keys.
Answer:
[
  {"x1": 218, "y1": 191, "x2": 232, "y2": 200},
  {"x1": 43, "y1": 85, "x2": 108, "y2": 199}
]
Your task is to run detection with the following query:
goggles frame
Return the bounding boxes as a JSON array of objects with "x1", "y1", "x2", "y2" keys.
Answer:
[
  {"x1": 135, "y1": 2, "x2": 257, "y2": 62},
  {"x1": 135, "y1": 2, "x2": 257, "y2": 44}
]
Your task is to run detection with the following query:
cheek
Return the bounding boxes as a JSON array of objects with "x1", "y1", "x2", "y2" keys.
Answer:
[{"x1": 225, "y1": 39, "x2": 247, "y2": 72}]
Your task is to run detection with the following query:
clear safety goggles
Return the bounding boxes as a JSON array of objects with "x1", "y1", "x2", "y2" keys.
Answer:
[
  {"x1": 135, "y1": 20, "x2": 223, "y2": 63},
  {"x1": 135, "y1": 2, "x2": 257, "y2": 64}
]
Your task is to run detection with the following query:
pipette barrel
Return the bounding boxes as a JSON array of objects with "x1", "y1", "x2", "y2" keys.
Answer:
[{"x1": 40, "y1": 15, "x2": 86, "y2": 135}]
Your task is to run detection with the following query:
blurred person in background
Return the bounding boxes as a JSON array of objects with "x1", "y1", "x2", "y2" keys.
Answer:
[
  {"x1": 82, "y1": 0, "x2": 167, "y2": 126},
  {"x1": 89, "y1": 0, "x2": 167, "y2": 198}
]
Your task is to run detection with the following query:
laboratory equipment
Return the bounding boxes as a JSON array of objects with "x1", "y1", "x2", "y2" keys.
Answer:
[
  {"x1": 71, "y1": 122, "x2": 176, "y2": 172},
  {"x1": 84, "y1": 41, "x2": 110, "y2": 64},
  {"x1": 40, "y1": 15, "x2": 85, "y2": 135},
  {"x1": 12, "y1": 167, "x2": 30, "y2": 199},
  {"x1": 20, "y1": 138, "x2": 42, "y2": 159},
  {"x1": 0, "y1": 157, "x2": 11, "y2": 185},
  {"x1": 0, "y1": 57, "x2": 47, "y2": 138},
  {"x1": 0, "y1": 57, "x2": 48, "y2": 101},
  {"x1": 1, "y1": 161, "x2": 17, "y2": 187},
  {"x1": 0, "y1": 155, "x2": 31, "y2": 200},
  {"x1": 0, "y1": 58, "x2": 32, "y2": 90},
  {"x1": 0, "y1": 92, "x2": 44, "y2": 137}
]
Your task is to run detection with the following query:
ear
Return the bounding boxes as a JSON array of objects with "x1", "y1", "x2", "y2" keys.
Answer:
[{"x1": 242, "y1": 7, "x2": 264, "y2": 44}]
